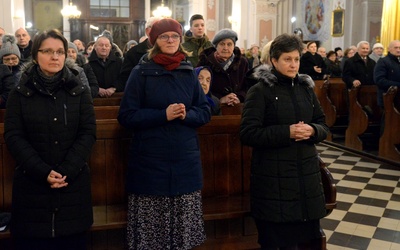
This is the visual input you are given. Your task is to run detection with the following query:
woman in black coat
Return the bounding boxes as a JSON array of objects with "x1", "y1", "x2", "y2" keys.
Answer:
[
  {"x1": 4, "y1": 29, "x2": 96, "y2": 250},
  {"x1": 299, "y1": 41, "x2": 327, "y2": 80},
  {"x1": 240, "y1": 34, "x2": 329, "y2": 249}
]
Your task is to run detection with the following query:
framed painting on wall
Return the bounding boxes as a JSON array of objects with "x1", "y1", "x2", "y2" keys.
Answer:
[{"x1": 332, "y1": 8, "x2": 344, "y2": 37}]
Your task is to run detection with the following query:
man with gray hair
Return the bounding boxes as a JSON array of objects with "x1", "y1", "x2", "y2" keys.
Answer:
[
  {"x1": 118, "y1": 16, "x2": 162, "y2": 90},
  {"x1": 14, "y1": 27, "x2": 32, "y2": 62},
  {"x1": 342, "y1": 41, "x2": 376, "y2": 89}
]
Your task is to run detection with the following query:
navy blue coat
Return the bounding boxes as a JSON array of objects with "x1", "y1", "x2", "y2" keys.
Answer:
[
  {"x1": 118, "y1": 57, "x2": 211, "y2": 196},
  {"x1": 373, "y1": 52, "x2": 400, "y2": 107}
]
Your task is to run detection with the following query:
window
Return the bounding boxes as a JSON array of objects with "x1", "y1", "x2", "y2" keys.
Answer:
[{"x1": 90, "y1": 0, "x2": 130, "y2": 18}]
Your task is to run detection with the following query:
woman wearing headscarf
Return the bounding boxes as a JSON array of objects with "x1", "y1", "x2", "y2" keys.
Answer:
[
  {"x1": 118, "y1": 18, "x2": 211, "y2": 249},
  {"x1": 197, "y1": 28, "x2": 249, "y2": 106},
  {"x1": 195, "y1": 66, "x2": 220, "y2": 115},
  {"x1": 240, "y1": 33, "x2": 329, "y2": 249}
]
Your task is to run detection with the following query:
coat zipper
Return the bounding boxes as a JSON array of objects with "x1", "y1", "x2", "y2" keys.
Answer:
[
  {"x1": 52, "y1": 212, "x2": 55, "y2": 237},
  {"x1": 64, "y1": 104, "x2": 67, "y2": 126}
]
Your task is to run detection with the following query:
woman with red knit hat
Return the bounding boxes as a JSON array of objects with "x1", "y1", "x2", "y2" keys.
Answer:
[{"x1": 118, "y1": 18, "x2": 211, "y2": 249}]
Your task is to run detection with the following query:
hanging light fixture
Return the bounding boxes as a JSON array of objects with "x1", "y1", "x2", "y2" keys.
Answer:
[
  {"x1": 61, "y1": 0, "x2": 81, "y2": 19},
  {"x1": 152, "y1": 0, "x2": 172, "y2": 18}
]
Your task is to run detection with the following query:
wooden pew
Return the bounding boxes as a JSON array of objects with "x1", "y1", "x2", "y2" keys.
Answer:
[
  {"x1": 0, "y1": 115, "x2": 336, "y2": 249},
  {"x1": 93, "y1": 92, "x2": 123, "y2": 106},
  {"x1": 379, "y1": 86, "x2": 400, "y2": 161},
  {"x1": 314, "y1": 79, "x2": 336, "y2": 141},
  {"x1": 345, "y1": 85, "x2": 381, "y2": 151},
  {"x1": 327, "y1": 78, "x2": 349, "y2": 123}
]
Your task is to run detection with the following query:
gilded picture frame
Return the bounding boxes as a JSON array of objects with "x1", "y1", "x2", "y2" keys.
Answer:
[{"x1": 332, "y1": 8, "x2": 344, "y2": 37}]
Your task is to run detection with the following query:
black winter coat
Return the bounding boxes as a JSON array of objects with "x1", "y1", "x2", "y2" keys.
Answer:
[
  {"x1": 373, "y1": 52, "x2": 400, "y2": 107},
  {"x1": 4, "y1": 63, "x2": 96, "y2": 238},
  {"x1": 299, "y1": 51, "x2": 327, "y2": 80},
  {"x1": 88, "y1": 49, "x2": 123, "y2": 91},
  {"x1": 240, "y1": 65, "x2": 328, "y2": 223},
  {"x1": 0, "y1": 64, "x2": 14, "y2": 108},
  {"x1": 342, "y1": 52, "x2": 376, "y2": 89}
]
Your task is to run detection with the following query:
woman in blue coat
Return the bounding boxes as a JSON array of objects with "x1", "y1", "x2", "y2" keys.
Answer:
[
  {"x1": 118, "y1": 18, "x2": 211, "y2": 250},
  {"x1": 240, "y1": 34, "x2": 329, "y2": 249}
]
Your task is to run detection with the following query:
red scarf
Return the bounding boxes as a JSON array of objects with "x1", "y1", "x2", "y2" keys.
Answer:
[{"x1": 153, "y1": 52, "x2": 186, "y2": 71}]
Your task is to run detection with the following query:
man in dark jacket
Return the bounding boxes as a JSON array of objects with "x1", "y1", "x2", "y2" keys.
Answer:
[
  {"x1": 15, "y1": 28, "x2": 32, "y2": 63},
  {"x1": 374, "y1": 40, "x2": 400, "y2": 108},
  {"x1": 342, "y1": 41, "x2": 376, "y2": 89},
  {"x1": 88, "y1": 35, "x2": 123, "y2": 97},
  {"x1": 117, "y1": 16, "x2": 161, "y2": 91}
]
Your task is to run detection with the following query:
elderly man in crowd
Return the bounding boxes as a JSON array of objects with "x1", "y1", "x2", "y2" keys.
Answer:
[{"x1": 14, "y1": 28, "x2": 32, "y2": 62}]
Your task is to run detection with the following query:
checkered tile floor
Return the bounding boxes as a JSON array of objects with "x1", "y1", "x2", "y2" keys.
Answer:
[{"x1": 317, "y1": 143, "x2": 400, "y2": 250}]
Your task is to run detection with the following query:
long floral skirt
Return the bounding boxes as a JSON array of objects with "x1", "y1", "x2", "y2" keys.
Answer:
[{"x1": 126, "y1": 190, "x2": 206, "y2": 250}]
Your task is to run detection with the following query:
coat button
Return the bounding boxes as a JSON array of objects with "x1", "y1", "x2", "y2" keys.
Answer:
[
  {"x1": 54, "y1": 141, "x2": 58, "y2": 144},
  {"x1": 54, "y1": 118, "x2": 58, "y2": 121}
]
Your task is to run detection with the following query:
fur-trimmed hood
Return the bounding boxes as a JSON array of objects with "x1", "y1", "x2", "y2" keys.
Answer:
[{"x1": 253, "y1": 64, "x2": 315, "y2": 89}]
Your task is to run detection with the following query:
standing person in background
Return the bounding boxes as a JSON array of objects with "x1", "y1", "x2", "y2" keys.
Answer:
[
  {"x1": 197, "y1": 28, "x2": 248, "y2": 105},
  {"x1": 374, "y1": 40, "x2": 400, "y2": 109},
  {"x1": 123, "y1": 40, "x2": 138, "y2": 57},
  {"x1": 4, "y1": 29, "x2": 96, "y2": 250},
  {"x1": 334, "y1": 47, "x2": 343, "y2": 61},
  {"x1": 299, "y1": 41, "x2": 327, "y2": 80},
  {"x1": 0, "y1": 35, "x2": 23, "y2": 82},
  {"x1": 246, "y1": 44, "x2": 261, "y2": 69},
  {"x1": 182, "y1": 14, "x2": 213, "y2": 67},
  {"x1": 325, "y1": 50, "x2": 342, "y2": 77},
  {"x1": 88, "y1": 35, "x2": 123, "y2": 96},
  {"x1": 317, "y1": 46, "x2": 327, "y2": 63},
  {"x1": 369, "y1": 42, "x2": 385, "y2": 63},
  {"x1": 342, "y1": 41, "x2": 376, "y2": 89},
  {"x1": 118, "y1": 16, "x2": 161, "y2": 91},
  {"x1": 240, "y1": 33, "x2": 329, "y2": 250},
  {"x1": 118, "y1": 18, "x2": 210, "y2": 249},
  {"x1": 73, "y1": 39, "x2": 86, "y2": 54},
  {"x1": 340, "y1": 47, "x2": 355, "y2": 71},
  {"x1": 15, "y1": 28, "x2": 32, "y2": 63}
]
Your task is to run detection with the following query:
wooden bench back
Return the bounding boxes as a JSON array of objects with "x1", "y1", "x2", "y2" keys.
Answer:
[
  {"x1": 93, "y1": 92, "x2": 123, "y2": 106},
  {"x1": 345, "y1": 85, "x2": 380, "y2": 151},
  {"x1": 327, "y1": 78, "x2": 348, "y2": 118},
  {"x1": 379, "y1": 86, "x2": 400, "y2": 161}
]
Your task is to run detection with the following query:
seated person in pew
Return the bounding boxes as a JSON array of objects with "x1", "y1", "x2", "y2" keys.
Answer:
[
  {"x1": 195, "y1": 66, "x2": 221, "y2": 115},
  {"x1": 342, "y1": 41, "x2": 376, "y2": 89},
  {"x1": 240, "y1": 33, "x2": 329, "y2": 250},
  {"x1": 117, "y1": 18, "x2": 211, "y2": 250},
  {"x1": 4, "y1": 29, "x2": 96, "y2": 250}
]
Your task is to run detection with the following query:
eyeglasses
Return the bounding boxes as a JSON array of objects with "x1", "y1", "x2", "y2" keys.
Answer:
[
  {"x1": 3, "y1": 56, "x2": 19, "y2": 62},
  {"x1": 158, "y1": 34, "x2": 180, "y2": 42},
  {"x1": 38, "y1": 49, "x2": 66, "y2": 56}
]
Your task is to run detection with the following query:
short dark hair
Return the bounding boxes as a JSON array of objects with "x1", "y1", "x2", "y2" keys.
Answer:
[
  {"x1": 334, "y1": 47, "x2": 342, "y2": 52},
  {"x1": 269, "y1": 33, "x2": 303, "y2": 61},
  {"x1": 190, "y1": 14, "x2": 204, "y2": 27},
  {"x1": 31, "y1": 29, "x2": 67, "y2": 62},
  {"x1": 326, "y1": 50, "x2": 336, "y2": 58}
]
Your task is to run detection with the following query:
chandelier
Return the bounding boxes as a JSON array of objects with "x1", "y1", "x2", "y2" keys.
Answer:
[
  {"x1": 152, "y1": 0, "x2": 172, "y2": 18},
  {"x1": 61, "y1": 1, "x2": 81, "y2": 19}
]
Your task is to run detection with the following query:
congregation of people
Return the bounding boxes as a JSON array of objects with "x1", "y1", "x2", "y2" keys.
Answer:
[{"x1": 0, "y1": 12, "x2": 400, "y2": 249}]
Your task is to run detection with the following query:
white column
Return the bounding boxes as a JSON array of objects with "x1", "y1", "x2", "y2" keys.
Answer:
[
  {"x1": 360, "y1": 0, "x2": 368, "y2": 40},
  {"x1": 62, "y1": 0, "x2": 71, "y2": 41}
]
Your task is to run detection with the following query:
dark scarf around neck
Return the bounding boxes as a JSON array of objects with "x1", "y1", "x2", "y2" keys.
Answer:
[{"x1": 36, "y1": 65, "x2": 63, "y2": 93}]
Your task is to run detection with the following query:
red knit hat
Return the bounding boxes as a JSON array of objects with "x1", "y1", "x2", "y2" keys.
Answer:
[{"x1": 149, "y1": 18, "x2": 183, "y2": 46}]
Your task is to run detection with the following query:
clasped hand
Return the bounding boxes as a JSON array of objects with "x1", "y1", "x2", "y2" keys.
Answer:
[
  {"x1": 167, "y1": 103, "x2": 186, "y2": 121},
  {"x1": 289, "y1": 121, "x2": 315, "y2": 141},
  {"x1": 47, "y1": 170, "x2": 68, "y2": 189},
  {"x1": 220, "y1": 93, "x2": 240, "y2": 106}
]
